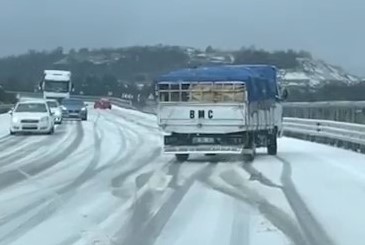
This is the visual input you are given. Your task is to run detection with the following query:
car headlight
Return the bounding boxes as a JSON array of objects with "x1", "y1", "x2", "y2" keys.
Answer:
[
  {"x1": 61, "y1": 106, "x2": 67, "y2": 110},
  {"x1": 81, "y1": 107, "x2": 87, "y2": 111},
  {"x1": 12, "y1": 117, "x2": 19, "y2": 124},
  {"x1": 40, "y1": 117, "x2": 49, "y2": 123}
]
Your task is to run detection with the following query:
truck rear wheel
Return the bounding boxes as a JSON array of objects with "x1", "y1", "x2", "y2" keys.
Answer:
[
  {"x1": 175, "y1": 154, "x2": 189, "y2": 162},
  {"x1": 267, "y1": 133, "x2": 277, "y2": 155},
  {"x1": 243, "y1": 133, "x2": 256, "y2": 162}
]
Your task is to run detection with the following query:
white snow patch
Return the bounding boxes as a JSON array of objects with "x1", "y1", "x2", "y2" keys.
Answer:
[
  {"x1": 210, "y1": 163, "x2": 297, "y2": 223},
  {"x1": 283, "y1": 72, "x2": 309, "y2": 81},
  {"x1": 0, "y1": 113, "x2": 10, "y2": 138},
  {"x1": 279, "y1": 137, "x2": 365, "y2": 245},
  {"x1": 252, "y1": 151, "x2": 283, "y2": 186},
  {"x1": 174, "y1": 161, "x2": 210, "y2": 186},
  {"x1": 155, "y1": 181, "x2": 290, "y2": 245},
  {"x1": 113, "y1": 105, "x2": 157, "y2": 122}
]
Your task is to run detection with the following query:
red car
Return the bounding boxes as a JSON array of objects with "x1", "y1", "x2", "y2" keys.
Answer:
[{"x1": 94, "y1": 98, "x2": 112, "y2": 109}]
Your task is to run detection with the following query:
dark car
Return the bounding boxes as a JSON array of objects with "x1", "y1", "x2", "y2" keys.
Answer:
[
  {"x1": 61, "y1": 98, "x2": 88, "y2": 121},
  {"x1": 94, "y1": 98, "x2": 112, "y2": 109}
]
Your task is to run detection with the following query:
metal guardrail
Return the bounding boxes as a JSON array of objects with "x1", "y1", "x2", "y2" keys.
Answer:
[
  {"x1": 72, "y1": 95, "x2": 134, "y2": 108},
  {"x1": 0, "y1": 93, "x2": 135, "y2": 114},
  {"x1": 284, "y1": 117, "x2": 365, "y2": 151},
  {"x1": 283, "y1": 101, "x2": 365, "y2": 108},
  {"x1": 4, "y1": 91, "x2": 365, "y2": 150}
]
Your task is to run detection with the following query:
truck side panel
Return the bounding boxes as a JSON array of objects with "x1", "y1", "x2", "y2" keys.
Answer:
[
  {"x1": 159, "y1": 102, "x2": 280, "y2": 135},
  {"x1": 159, "y1": 103, "x2": 247, "y2": 134}
]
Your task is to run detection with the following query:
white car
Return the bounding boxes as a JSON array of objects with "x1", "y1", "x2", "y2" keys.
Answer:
[
  {"x1": 9, "y1": 100, "x2": 55, "y2": 135},
  {"x1": 46, "y1": 99, "x2": 63, "y2": 124}
]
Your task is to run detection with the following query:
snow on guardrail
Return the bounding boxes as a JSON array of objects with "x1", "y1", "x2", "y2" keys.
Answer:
[
  {"x1": 284, "y1": 117, "x2": 365, "y2": 151},
  {"x1": 72, "y1": 95, "x2": 134, "y2": 108},
  {"x1": 0, "y1": 93, "x2": 135, "y2": 114},
  {"x1": 5, "y1": 91, "x2": 365, "y2": 151}
]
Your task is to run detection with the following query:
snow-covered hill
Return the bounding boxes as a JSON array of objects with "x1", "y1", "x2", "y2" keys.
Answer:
[
  {"x1": 281, "y1": 58, "x2": 360, "y2": 88},
  {"x1": 181, "y1": 47, "x2": 360, "y2": 88},
  {"x1": 54, "y1": 46, "x2": 360, "y2": 90}
]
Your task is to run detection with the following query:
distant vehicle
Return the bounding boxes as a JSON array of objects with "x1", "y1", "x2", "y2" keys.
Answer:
[
  {"x1": 39, "y1": 70, "x2": 73, "y2": 102},
  {"x1": 46, "y1": 99, "x2": 62, "y2": 124},
  {"x1": 9, "y1": 100, "x2": 55, "y2": 135},
  {"x1": 61, "y1": 98, "x2": 87, "y2": 121},
  {"x1": 156, "y1": 65, "x2": 286, "y2": 162},
  {"x1": 94, "y1": 98, "x2": 112, "y2": 109}
]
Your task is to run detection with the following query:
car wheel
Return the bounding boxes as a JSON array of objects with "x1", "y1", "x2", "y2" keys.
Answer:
[
  {"x1": 47, "y1": 127, "x2": 55, "y2": 135},
  {"x1": 175, "y1": 154, "x2": 189, "y2": 162},
  {"x1": 82, "y1": 115, "x2": 88, "y2": 121},
  {"x1": 10, "y1": 130, "x2": 15, "y2": 135}
]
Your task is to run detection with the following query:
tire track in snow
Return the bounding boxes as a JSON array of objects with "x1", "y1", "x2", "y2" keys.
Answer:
[
  {"x1": 0, "y1": 107, "x2": 158, "y2": 244},
  {"x1": 0, "y1": 122, "x2": 87, "y2": 230},
  {"x1": 120, "y1": 162, "x2": 217, "y2": 245},
  {"x1": 46, "y1": 111, "x2": 164, "y2": 245},
  {"x1": 207, "y1": 166, "x2": 306, "y2": 245},
  {"x1": 1, "y1": 108, "x2": 160, "y2": 245},
  {"x1": 0, "y1": 134, "x2": 10, "y2": 142},
  {"x1": 233, "y1": 155, "x2": 335, "y2": 245},
  {"x1": 242, "y1": 161, "x2": 282, "y2": 189},
  {"x1": 0, "y1": 119, "x2": 101, "y2": 245},
  {"x1": 100, "y1": 110, "x2": 164, "y2": 194},
  {"x1": 277, "y1": 156, "x2": 335, "y2": 245},
  {"x1": 110, "y1": 108, "x2": 160, "y2": 134},
  {"x1": 0, "y1": 121, "x2": 98, "y2": 228},
  {"x1": 0, "y1": 135, "x2": 42, "y2": 161},
  {"x1": 0, "y1": 123, "x2": 72, "y2": 168},
  {"x1": 0, "y1": 135, "x2": 21, "y2": 148},
  {"x1": 0, "y1": 122, "x2": 84, "y2": 191}
]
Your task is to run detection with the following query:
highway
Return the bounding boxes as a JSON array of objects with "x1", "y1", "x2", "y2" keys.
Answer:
[{"x1": 0, "y1": 106, "x2": 365, "y2": 245}]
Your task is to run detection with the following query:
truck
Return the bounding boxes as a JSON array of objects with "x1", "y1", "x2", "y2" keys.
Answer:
[
  {"x1": 39, "y1": 70, "x2": 73, "y2": 102},
  {"x1": 155, "y1": 65, "x2": 286, "y2": 162}
]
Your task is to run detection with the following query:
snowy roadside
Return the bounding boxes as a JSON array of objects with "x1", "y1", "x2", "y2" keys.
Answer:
[
  {"x1": 0, "y1": 113, "x2": 10, "y2": 138},
  {"x1": 206, "y1": 162, "x2": 299, "y2": 245},
  {"x1": 253, "y1": 138, "x2": 365, "y2": 245}
]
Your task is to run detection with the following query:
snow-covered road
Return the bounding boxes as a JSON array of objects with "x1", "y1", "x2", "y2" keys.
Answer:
[{"x1": 0, "y1": 107, "x2": 364, "y2": 245}]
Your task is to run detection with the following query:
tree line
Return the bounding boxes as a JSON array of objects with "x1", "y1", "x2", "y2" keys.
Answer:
[
  {"x1": 234, "y1": 47, "x2": 312, "y2": 69},
  {"x1": 287, "y1": 82, "x2": 365, "y2": 102},
  {"x1": 0, "y1": 45, "x2": 362, "y2": 103}
]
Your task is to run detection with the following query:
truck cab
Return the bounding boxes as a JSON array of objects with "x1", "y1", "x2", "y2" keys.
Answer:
[
  {"x1": 156, "y1": 65, "x2": 284, "y2": 162},
  {"x1": 39, "y1": 70, "x2": 73, "y2": 102}
]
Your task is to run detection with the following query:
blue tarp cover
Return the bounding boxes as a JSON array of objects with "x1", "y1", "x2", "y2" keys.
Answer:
[
  {"x1": 229, "y1": 65, "x2": 278, "y2": 96},
  {"x1": 157, "y1": 65, "x2": 278, "y2": 101}
]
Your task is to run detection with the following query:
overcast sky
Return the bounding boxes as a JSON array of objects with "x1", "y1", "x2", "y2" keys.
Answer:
[{"x1": 1, "y1": 0, "x2": 365, "y2": 74}]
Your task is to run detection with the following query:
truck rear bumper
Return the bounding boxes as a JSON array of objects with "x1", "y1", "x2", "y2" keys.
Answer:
[{"x1": 164, "y1": 145, "x2": 249, "y2": 154}]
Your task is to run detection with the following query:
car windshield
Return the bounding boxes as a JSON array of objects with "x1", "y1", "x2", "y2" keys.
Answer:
[
  {"x1": 15, "y1": 103, "x2": 48, "y2": 113},
  {"x1": 62, "y1": 99, "x2": 84, "y2": 106},
  {"x1": 46, "y1": 101, "x2": 58, "y2": 108},
  {"x1": 44, "y1": 80, "x2": 69, "y2": 93}
]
